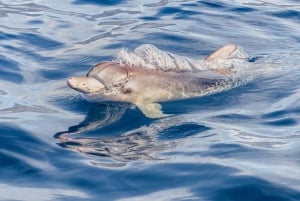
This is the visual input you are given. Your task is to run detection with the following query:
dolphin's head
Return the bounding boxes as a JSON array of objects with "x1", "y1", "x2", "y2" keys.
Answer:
[{"x1": 67, "y1": 62, "x2": 131, "y2": 101}]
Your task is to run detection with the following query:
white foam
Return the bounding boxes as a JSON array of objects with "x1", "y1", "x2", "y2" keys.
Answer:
[
  {"x1": 116, "y1": 44, "x2": 208, "y2": 72},
  {"x1": 116, "y1": 44, "x2": 249, "y2": 72}
]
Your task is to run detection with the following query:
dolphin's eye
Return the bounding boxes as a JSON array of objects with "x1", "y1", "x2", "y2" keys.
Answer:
[{"x1": 122, "y1": 88, "x2": 132, "y2": 94}]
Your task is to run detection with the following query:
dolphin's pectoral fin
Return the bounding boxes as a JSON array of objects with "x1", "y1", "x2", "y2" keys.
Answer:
[{"x1": 136, "y1": 102, "x2": 171, "y2": 118}]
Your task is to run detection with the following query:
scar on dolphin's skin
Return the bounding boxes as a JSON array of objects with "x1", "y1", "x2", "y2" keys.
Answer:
[{"x1": 67, "y1": 44, "x2": 249, "y2": 118}]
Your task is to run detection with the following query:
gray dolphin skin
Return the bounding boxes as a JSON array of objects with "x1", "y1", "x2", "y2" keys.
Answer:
[{"x1": 67, "y1": 44, "x2": 247, "y2": 118}]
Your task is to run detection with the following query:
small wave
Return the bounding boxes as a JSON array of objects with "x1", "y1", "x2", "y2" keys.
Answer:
[{"x1": 0, "y1": 103, "x2": 58, "y2": 114}]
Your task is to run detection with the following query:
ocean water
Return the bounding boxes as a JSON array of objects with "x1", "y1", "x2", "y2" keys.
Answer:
[{"x1": 0, "y1": 0, "x2": 300, "y2": 200}]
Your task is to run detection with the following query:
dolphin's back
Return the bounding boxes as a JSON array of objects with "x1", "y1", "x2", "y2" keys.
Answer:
[{"x1": 167, "y1": 73, "x2": 242, "y2": 100}]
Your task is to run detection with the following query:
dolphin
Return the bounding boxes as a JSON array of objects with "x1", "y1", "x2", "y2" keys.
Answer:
[{"x1": 67, "y1": 44, "x2": 248, "y2": 118}]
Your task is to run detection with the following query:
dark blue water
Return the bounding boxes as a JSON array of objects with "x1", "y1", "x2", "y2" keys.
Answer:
[{"x1": 1, "y1": 0, "x2": 300, "y2": 200}]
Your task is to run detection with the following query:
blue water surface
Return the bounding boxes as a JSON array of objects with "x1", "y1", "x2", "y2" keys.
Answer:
[{"x1": 0, "y1": 0, "x2": 300, "y2": 200}]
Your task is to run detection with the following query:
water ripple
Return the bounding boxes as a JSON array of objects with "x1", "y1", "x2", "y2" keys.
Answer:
[
  {"x1": 0, "y1": 55, "x2": 23, "y2": 83},
  {"x1": 72, "y1": 0, "x2": 124, "y2": 6},
  {"x1": 0, "y1": 0, "x2": 300, "y2": 200}
]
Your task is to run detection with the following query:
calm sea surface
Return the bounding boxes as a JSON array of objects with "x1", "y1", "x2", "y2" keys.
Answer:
[{"x1": 0, "y1": 0, "x2": 300, "y2": 200}]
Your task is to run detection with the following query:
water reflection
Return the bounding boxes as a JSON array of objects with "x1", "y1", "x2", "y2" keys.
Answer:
[
  {"x1": 54, "y1": 103, "x2": 179, "y2": 164},
  {"x1": 53, "y1": 101, "x2": 212, "y2": 164},
  {"x1": 55, "y1": 103, "x2": 128, "y2": 136}
]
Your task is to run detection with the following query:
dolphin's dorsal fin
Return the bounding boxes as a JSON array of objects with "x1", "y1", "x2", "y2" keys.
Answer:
[
  {"x1": 135, "y1": 102, "x2": 171, "y2": 118},
  {"x1": 205, "y1": 44, "x2": 237, "y2": 61}
]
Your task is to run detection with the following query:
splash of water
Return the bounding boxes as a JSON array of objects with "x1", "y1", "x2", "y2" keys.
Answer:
[{"x1": 116, "y1": 44, "x2": 249, "y2": 72}]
